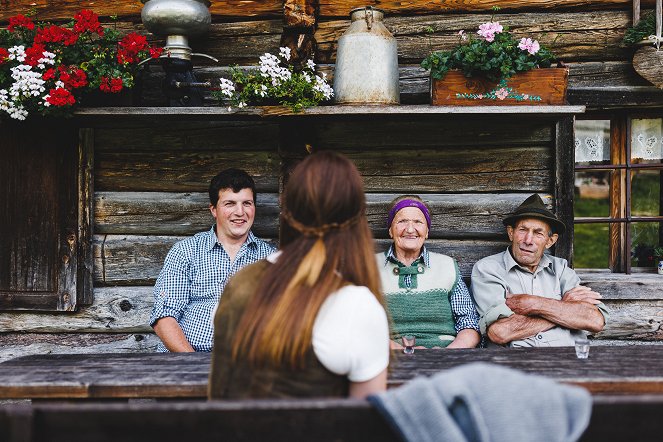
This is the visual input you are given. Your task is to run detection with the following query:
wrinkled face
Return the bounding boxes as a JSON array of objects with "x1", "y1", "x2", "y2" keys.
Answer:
[
  {"x1": 507, "y1": 218, "x2": 558, "y2": 271},
  {"x1": 389, "y1": 206, "x2": 429, "y2": 257},
  {"x1": 210, "y1": 188, "x2": 255, "y2": 243}
]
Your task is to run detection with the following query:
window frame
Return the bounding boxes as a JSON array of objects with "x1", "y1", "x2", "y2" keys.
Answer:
[{"x1": 574, "y1": 111, "x2": 663, "y2": 273}]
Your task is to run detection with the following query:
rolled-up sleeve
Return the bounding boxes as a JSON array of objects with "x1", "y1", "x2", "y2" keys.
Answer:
[
  {"x1": 471, "y1": 259, "x2": 513, "y2": 335},
  {"x1": 150, "y1": 245, "x2": 191, "y2": 327}
]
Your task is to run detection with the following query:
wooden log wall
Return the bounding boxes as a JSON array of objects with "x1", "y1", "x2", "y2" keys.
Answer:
[{"x1": 1, "y1": 1, "x2": 662, "y2": 360}]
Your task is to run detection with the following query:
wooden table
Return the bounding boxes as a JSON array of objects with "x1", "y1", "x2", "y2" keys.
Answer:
[{"x1": 1, "y1": 346, "x2": 662, "y2": 399}]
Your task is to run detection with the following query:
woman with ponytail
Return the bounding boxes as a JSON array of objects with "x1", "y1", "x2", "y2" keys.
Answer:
[{"x1": 208, "y1": 151, "x2": 389, "y2": 399}]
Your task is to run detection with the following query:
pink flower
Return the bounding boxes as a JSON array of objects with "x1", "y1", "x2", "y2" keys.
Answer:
[
  {"x1": 495, "y1": 88, "x2": 509, "y2": 100},
  {"x1": 523, "y1": 94, "x2": 529, "y2": 100},
  {"x1": 518, "y1": 37, "x2": 540, "y2": 55},
  {"x1": 477, "y1": 22, "x2": 503, "y2": 42}
]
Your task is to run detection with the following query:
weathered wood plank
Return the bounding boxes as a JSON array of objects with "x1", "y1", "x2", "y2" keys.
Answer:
[
  {"x1": 93, "y1": 235, "x2": 506, "y2": 285},
  {"x1": 94, "y1": 150, "x2": 281, "y2": 192},
  {"x1": 0, "y1": 333, "x2": 159, "y2": 364},
  {"x1": 93, "y1": 192, "x2": 551, "y2": 238},
  {"x1": 315, "y1": 11, "x2": 633, "y2": 63},
  {"x1": 577, "y1": 272, "x2": 663, "y2": 300},
  {"x1": 0, "y1": 286, "x2": 154, "y2": 333},
  {"x1": 94, "y1": 121, "x2": 280, "y2": 152},
  {"x1": 94, "y1": 192, "x2": 280, "y2": 236},
  {"x1": 318, "y1": 1, "x2": 655, "y2": 17},
  {"x1": 0, "y1": 286, "x2": 659, "y2": 340},
  {"x1": 1, "y1": 1, "x2": 653, "y2": 22}
]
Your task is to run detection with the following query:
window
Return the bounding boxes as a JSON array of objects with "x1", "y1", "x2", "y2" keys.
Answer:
[{"x1": 574, "y1": 115, "x2": 663, "y2": 273}]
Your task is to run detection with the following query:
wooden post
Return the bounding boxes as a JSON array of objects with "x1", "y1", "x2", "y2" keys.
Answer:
[
  {"x1": 555, "y1": 116, "x2": 576, "y2": 264},
  {"x1": 633, "y1": 0, "x2": 641, "y2": 26},
  {"x1": 281, "y1": 0, "x2": 318, "y2": 64}
]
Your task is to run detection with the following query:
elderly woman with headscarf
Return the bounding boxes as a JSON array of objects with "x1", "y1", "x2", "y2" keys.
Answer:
[
  {"x1": 376, "y1": 195, "x2": 481, "y2": 349},
  {"x1": 208, "y1": 151, "x2": 389, "y2": 399}
]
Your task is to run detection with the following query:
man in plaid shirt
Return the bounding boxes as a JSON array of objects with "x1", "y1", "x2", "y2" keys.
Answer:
[{"x1": 150, "y1": 169, "x2": 275, "y2": 352}]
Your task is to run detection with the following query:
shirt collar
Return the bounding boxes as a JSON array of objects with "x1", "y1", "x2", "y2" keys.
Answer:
[
  {"x1": 503, "y1": 246, "x2": 553, "y2": 273},
  {"x1": 384, "y1": 244, "x2": 429, "y2": 267},
  {"x1": 206, "y1": 225, "x2": 257, "y2": 252}
]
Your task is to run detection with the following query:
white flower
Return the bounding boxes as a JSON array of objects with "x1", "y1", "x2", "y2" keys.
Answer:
[
  {"x1": 279, "y1": 47, "x2": 291, "y2": 61},
  {"x1": 238, "y1": 101, "x2": 247, "y2": 108},
  {"x1": 313, "y1": 75, "x2": 334, "y2": 100},
  {"x1": 8, "y1": 45, "x2": 26, "y2": 63},
  {"x1": 218, "y1": 78, "x2": 235, "y2": 98},
  {"x1": 306, "y1": 59, "x2": 316, "y2": 70},
  {"x1": 302, "y1": 72, "x2": 312, "y2": 83}
]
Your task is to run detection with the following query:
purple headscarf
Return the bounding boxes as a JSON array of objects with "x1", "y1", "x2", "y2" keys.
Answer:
[{"x1": 387, "y1": 199, "x2": 431, "y2": 230}]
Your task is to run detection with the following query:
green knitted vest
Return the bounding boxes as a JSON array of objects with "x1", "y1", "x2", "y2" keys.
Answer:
[{"x1": 377, "y1": 252, "x2": 459, "y2": 348}]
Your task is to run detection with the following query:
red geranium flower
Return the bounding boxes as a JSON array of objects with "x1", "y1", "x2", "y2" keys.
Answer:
[
  {"x1": 46, "y1": 87, "x2": 76, "y2": 107},
  {"x1": 73, "y1": 9, "x2": 104, "y2": 36},
  {"x1": 117, "y1": 33, "x2": 149, "y2": 64},
  {"x1": 7, "y1": 14, "x2": 35, "y2": 32},
  {"x1": 42, "y1": 68, "x2": 56, "y2": 81},
  {"x1": 99, "y1": 76, "x2": 124, "y2": 93},
  {"x1": 58, "y1": 65, "x2": 88, "y2": 89},
  {"x1": 24, "y1": 44, "x2": 47, "y2": 67},
  {"x1": 34, "y1": 25, "x2": 79, "y2": 46},
  {"x1": 150, "y1": 46, "x2": 164, "y2": 59},
  {"x1": 0, "y1": 47, "x2": 9, "y2": 64}
]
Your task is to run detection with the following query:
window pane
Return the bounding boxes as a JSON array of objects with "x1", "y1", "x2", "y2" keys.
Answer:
[
  {"x1": 574, "y1": 171, "x2": 610, "y2": 217},
  {"x1": 575, "y1": 120, "x2": 611, "y2": 165},
  {"x1": 631, "y1": 222, "x2": 663, "y2": 268},
  {"x1": 631, "y1": 170, "x2": 662, "y2": 217},
  {"x1": 574, "y1": 223, "x2": 609, "y2": 269},
  {"x1": 631, "y1": 118, "x2": 663, "y2": 163}
]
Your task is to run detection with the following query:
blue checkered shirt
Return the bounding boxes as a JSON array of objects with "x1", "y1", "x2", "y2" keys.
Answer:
[
  {"x1": 384, "y1": 245, "x2": 480, "y2": 334},
  {"x1": 150, "y1": 227, "x2": 275, "y2": 352}
]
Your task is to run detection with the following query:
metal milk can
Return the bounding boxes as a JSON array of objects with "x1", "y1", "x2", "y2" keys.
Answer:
[{"x1": 333, "y1": 7, "x2": 400, "y2": 104}]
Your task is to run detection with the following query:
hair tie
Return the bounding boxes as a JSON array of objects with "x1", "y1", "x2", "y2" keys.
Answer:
[
  {"x1": 387, "y1": 199, "x2": 431, "y2": 229},
  {"x1": 282, "y1": 209, "x2": 363, "y2": 238}
]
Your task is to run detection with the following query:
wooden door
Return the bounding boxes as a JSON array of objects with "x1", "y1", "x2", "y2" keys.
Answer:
[{"x1": 0, "y1": 120, "x2": 88, "y2": 311}]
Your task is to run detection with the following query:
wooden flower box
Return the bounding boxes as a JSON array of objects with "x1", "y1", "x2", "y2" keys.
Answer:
[{"x1": 431, "y1": 68, "x2": 569, "y2": 106}]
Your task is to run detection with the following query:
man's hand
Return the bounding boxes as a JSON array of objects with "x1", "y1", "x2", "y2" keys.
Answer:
[
  {"x1": 562, "y1": 286, "x2": 602, "y2": 305},
  {"x1": 505, "y1": 293, "x2": 544, "y2": 316}
]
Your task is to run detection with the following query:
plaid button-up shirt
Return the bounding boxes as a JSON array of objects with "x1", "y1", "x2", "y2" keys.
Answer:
[
  {"x1": 384, "y1": 245, "x2": 480, "y2": 334},
  {"x1": 150, "y1": 226, "x2": 275, "y2": 352}
]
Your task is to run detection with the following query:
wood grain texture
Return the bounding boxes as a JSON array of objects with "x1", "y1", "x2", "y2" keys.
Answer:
[
  {"x1": 431, "y1": 69, "x2": 568, "y2": 106},
  {"x1": 94, "y1": 150, "x2": 281, "y2": 192},
  {"x1": 0, "y1": 286, "x2": 153, "y2": 333},
  {"x1": 2, "y1": 395, "x2": 663, "y2": 442},
  {"x1": 0, "y1": 333, "x2": 159, "y2": 363},
  {"x1": 93, "y1": 192, "x2": 550, "y2": 238},
  {"x1": 0, "y1": 288, "x2": 659, "y2": 339},
  {"x1": 94, "y1": 192, "x2": 280, "y2": 236},
  {"x1": 632, "y1": 45, "x2": 663, "y2": 88},
  {"x1": 1, "y1": 1, "x2": 652, "y2": 22},
  {"x1": 315, "y1": 11, "x2": 632, "y2": 63}
]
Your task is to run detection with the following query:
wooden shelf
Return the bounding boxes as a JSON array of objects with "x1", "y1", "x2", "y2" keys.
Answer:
[{"x1": 74, "y1": 104, "x2": 586, "y2": 122}]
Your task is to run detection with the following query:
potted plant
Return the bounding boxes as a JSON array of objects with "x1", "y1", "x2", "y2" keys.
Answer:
[
  {"x1": 421, "y1": 14, "x2": 567, "y2": 105},
  {"x1": 212, "y1": 47, "x2": 334, "y2": 112},
  {"x1": 654, "y1": 246, "x2": 663, "y2": 275},
  {"x1": 0, "y1": 10, "x2": 162, "y2": 120}
]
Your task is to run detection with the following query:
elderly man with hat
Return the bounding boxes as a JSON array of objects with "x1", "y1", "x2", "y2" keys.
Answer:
[{"x1": 471, "y1": 194, "x2": 607, "y2": 347}]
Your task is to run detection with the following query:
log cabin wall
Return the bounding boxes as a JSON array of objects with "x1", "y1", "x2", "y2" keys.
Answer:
[{"x1": 1, "y1": 0, "x2": 662, "y2": 361}]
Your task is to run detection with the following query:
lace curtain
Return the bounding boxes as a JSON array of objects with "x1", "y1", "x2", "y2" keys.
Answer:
[
  {"x1": 631, "y1": 118, "x2": 663, "y2": 161},
  {"x1": 574, "y1": 120, "x2": 610, "y2": 163}
]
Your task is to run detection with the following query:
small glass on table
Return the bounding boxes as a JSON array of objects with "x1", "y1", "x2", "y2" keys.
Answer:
[
  {"x1": 574, "y1": 338, "x2": 590, "y2": 359},
  {"x1": 402, "y1": 335, "x2": 416, "y2": 355}
]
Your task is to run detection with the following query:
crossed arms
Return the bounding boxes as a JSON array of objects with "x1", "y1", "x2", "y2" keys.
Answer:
[{"x1": 486, "y1": 286, "x2": 606, "y2": 345}]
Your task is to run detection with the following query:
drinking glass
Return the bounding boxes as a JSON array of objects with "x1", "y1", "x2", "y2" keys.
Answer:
[
  {"x1": 402, "y1": 335, "x2": 416, "y2": 354},
  {"x1": 575, "y1": 338, "x2": 590, "y2": 359}
]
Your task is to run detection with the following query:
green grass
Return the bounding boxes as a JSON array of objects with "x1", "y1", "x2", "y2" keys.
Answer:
[{"x1": 573, "y1": 171, "x2": 662, "y2": 269}]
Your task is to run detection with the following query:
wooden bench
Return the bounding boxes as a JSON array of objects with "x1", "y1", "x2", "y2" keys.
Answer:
[{"x1": 1, "y1": 395, "x2": 662, "y2": 442}]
